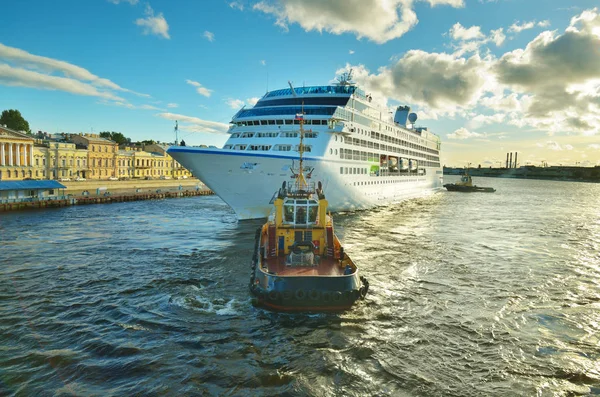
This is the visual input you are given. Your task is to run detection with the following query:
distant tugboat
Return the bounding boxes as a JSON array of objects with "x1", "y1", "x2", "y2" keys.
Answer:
[
  {"x1": 249, "y1": 112, "x2": 369, "y2": 312},
  {"x1": 443, "y1": 169, "x2": 495, "y2": 193}
]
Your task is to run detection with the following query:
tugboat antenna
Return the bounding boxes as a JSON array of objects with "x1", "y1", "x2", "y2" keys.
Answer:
[
  {"x1": 174, "y1": 120, "x2": 179, "y2": 146},
  {"x1": 297, "y1": 101, "x2": 307, "y2": 190}
]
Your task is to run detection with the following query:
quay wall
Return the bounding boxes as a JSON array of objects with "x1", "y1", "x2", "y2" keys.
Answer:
[
  {"x1": 59, "y1": 178, "x2": 204, "y2": 195},
  {"x1": 0, "y1": 178, "x2": 214, "y2": 213}
]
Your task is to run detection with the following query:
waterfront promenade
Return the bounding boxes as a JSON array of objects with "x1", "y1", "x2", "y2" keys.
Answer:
[{"x1": 0, "y1": 178, "x2": 213, "y2": 212}]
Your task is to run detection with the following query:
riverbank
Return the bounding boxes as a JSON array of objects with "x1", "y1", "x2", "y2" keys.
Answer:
[
  {"x1": 59, "y1": 178, "x2": 204, "y2": 196},
  {"x1": 0, "y1": 178, "x2": 214, "y2": 212}
]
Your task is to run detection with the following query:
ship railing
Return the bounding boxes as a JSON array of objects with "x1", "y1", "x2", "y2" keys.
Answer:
[{"x1": 284, "y1": 180, "x2": 316, "y2": 195}]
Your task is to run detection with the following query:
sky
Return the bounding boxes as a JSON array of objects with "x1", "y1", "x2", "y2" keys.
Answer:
[{"x1": 1, "y1": 0, "x2": 600, "y2": 167}]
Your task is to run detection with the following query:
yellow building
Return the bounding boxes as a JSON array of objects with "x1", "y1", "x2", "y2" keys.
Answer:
[
  {"x1": 132, "y1": 150, "x2": 156, "y2": 179},
  {"x1": 144, "y1": 144, "x2": 193, "y2": 179},
  {"x1": 116, "y1": 149, "x2": 135, "y2": 179},
  {"x1": 0, "y1": 126, "x2": 35, "y2": 180},
  {"x1": 71, "y1": 134, "x2": 117, "y2": 179}
]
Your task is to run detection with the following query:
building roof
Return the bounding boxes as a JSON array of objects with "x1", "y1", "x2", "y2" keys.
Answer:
[
  {"x1": 0, "y1": 180, "x2": 66, "y2": 191},
  {"x1": 0, "y1": 126, "x2": 34, "y2": 141}
]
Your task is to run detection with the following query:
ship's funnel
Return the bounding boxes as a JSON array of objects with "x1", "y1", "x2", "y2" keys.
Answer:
[{"x1": 394, "y1": 106, "x2": 410, "y2": 127}]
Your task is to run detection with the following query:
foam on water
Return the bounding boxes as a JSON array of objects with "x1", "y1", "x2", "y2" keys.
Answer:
[{"x1": 1, "y1": 181, "x2": 600, "y2": 396}]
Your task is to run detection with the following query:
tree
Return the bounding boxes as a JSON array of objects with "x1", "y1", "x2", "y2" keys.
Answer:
[
  {"x1": 99, "y1": 131, "x2": 129, "y2": 145},
  {"x1": 0, "y1": 109, "x2": 31, "y2": 134}
]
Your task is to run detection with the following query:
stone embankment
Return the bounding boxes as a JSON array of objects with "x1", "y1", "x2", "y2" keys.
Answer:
[{"x1": 0, "y1": 178, "x2": 214, "y2": 213}]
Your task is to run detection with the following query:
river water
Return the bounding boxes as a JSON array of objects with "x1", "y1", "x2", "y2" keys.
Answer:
[{"x1": 1, "y1": 177, "x2": 599, "y2": 396}]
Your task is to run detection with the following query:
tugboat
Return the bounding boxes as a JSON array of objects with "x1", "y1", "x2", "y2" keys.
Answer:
[
  {"x1": 249, "y1": 113, "x2": 369, "y2": 312},
  {"x1": 443, "y1": 169, "x2": 495, "y2": 192}
]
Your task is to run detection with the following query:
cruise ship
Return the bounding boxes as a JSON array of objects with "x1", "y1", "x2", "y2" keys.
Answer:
[{"x1": 168, "y1": 73, "x2": 443, "y2": 219}]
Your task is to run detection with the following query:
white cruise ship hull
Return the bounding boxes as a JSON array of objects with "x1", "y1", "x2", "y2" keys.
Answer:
[{"x1": 168, "y1": 147, "x2": 443, "y2": 220}]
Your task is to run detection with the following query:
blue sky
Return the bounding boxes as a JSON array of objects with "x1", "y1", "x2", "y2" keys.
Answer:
[{"x1": 1, "y1": 0, "x2": 600, "y2": 167}]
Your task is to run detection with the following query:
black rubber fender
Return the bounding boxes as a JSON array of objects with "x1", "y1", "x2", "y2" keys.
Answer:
[
  {"x1": 308, "y1": 290, "x2": 321, "y2": 301},
  {"x1": 359, "y1": 286, "x2": 367, "y2": 299},
  {"x1": 295, "y1": 289, "x2": 306, "y2": 300},
  {"x1": 282, "y1": 290, "x2": 293, "y2": 301},
  {"x1": 344, "y1": 290, "x2": 353, "y2": 302},
  {"x1": 332, "y1": 291, "x2": 342, "y2": 302},
  {"x1": 268, "y1": 290, "x2": 281, "y2": 302}
]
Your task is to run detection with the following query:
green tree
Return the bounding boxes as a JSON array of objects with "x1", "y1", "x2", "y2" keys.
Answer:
[
  {"x1": 0, "y1": 109, "x2": 31, "y2": 134},
  {"x1": 99, "y1": 131, "x2": 129, "y2": 145}
]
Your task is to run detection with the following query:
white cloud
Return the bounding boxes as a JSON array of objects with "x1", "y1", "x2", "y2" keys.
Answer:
[
  {"x1": 254, "y1": 0, "x2": 463, "y2": 44},
  {"x1": 538, "y1": 20, "x2": 550, "y2": 28},
  {"x1": 0, "y1": 42, "x2": 147, "y2": 97},
  {"x1": 135, "y1": 5, "x2": 170, "y2": 39},
  {"x1": 229, "y1": 1, "x2": 244, "y2": 11},
  {"x1": 349, "y1": 50, "x2": 355, "y2": 54},
  {"x1": 226, "y1": 98, "x2": 245, "y2": 109},
  {"x1": 449, "y1": 23, "x2": 484, "y2": 41},
  {"x1": 536, "y1": 141, "x2": 574, "y2": 151},
  {"x1": 100, "y1": 100, "x2": 165, "y2": 111},
  {"x1": 337, "y1": 50, "x2": 491, "y2": 115},
  {"x1": 226, "y1": 97, "x2": 260, "y2": 109},
  {"x1": 186, "y1": 79, "x2": 213, "y2": 97},
  {"x1": 588, "y1": 144, "x2": 600, "y2": 149},
  {"x1": 446, "y1": 24, "x2": 505, "y2": 57},
  {"x1": 0, "y1": 64, "x2": 126, "y2": 101},
  {"x1": 203, "y1": 31, "x2": 215, "y2": 42},
  {"x1": 156, "y1": 112, "x2": 229, "y2": 134},
  {"x1": 260, "y1": 60, "x2": 267, "y2": 66},
  {"x1": 108, "y1": 0, "x2": 138, "y2": 4},
  {"x1": 167, "y1": 103, "x2": 179, "y2": 108},
  {"x1": 494, "y1": 9, "x2": 600, "y2": 134},
  {"x1": 490, "y1": 28, "x2": 506, "y2": 46},
  {"x1": 508, "y1": 21, "x2": 536, "y2": 33},
  {"x1": 447, "y1": 127, "x2": 483, "y2": 139}
]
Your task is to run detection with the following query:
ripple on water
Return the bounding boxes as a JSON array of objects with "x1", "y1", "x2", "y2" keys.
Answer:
[{"x1": 1, "y1": 183, "x2": 600, "y2": 396}]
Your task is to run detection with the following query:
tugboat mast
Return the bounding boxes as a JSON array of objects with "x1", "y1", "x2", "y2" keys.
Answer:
[{"x1": 295, "y1": 102, "x2": 308, "y2": 191}]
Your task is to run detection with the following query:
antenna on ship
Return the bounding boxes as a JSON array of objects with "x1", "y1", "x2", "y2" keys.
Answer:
[
  {"x1": 174, "y1": 120, "x2": 179, "y2": 146},
  {"x1": 337, "y1": 69, "x2": 354, "y2": 86},
  {"x1": 295, "y1": 101, "x2": 308, "y2": 191},
  {"x1": 288, "y1": 81, "x2": 297, "y2": 97}
]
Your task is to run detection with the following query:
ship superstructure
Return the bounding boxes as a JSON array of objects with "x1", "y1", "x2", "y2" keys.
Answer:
[{"x1": 168, "y1": 74, "x2": 443, "y2": 219}]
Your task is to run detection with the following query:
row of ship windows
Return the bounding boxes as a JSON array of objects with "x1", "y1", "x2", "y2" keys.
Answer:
[
  {"x1": 335, "y1": 133, "x2": 438, "y2": 156},
  {"x1": 233, "y1": 119, "x2": 329, "y2": 127},
  {"x1": 230, "y1": 131, "x2": 318, "y2": 139},
  {"x1": 340, "y1": 167, "x2": 424, "y2": 176},
  {"x1": 338, "y1": 148, "x2": 441, "y2": 166},
  {"x1": 340, "y1": 166, "x2": 428, "y2": 179},
  {"x1": 352, "y1": 179, "x2": 424, "y2": 186},
  {"x1": 223, "y1": 144, "x2": 312, "y2": 152}
]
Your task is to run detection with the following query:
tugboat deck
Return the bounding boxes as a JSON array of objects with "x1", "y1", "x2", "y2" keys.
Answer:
[{"x1": 264, "y1": 256, "x2": 346, "y2": 276}]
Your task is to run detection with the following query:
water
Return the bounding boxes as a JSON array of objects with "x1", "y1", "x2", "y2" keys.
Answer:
[{"x1": 1, "y1": 177, "x2": 600, "y2": 396}]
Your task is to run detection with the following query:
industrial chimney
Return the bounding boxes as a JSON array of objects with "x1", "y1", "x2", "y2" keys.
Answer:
[
  {"x1": 509, "y1": 152, "x2": 513, "y2": 168},
  {"x1": 514, "y1": 152, "x2": 518, "y2": 168},
  {"x1": 506, "y1": 153, "x2": 509, "y2": 168}
]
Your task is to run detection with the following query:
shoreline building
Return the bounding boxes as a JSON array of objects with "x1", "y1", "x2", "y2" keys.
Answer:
[
  {"x1": 71, "y1": 134, "x2": 118, "y2": 180},
  {"x1": 144, "y1": 144, "x2": 193, "y2": 179},
  {"x1": 0, "y1": 126, "x2": 35, "y2": 181}
]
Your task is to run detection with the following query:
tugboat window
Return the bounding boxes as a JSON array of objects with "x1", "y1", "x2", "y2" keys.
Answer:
[
  {"x1": 284, "y1": 205, "x2": 294, "y2": 222},
  {"x1": 308, "y1": 205, "x2": 318, "y2": 223},
  {"x1": 296, "y1": 206, "x2": 307, "y2": 224}
]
